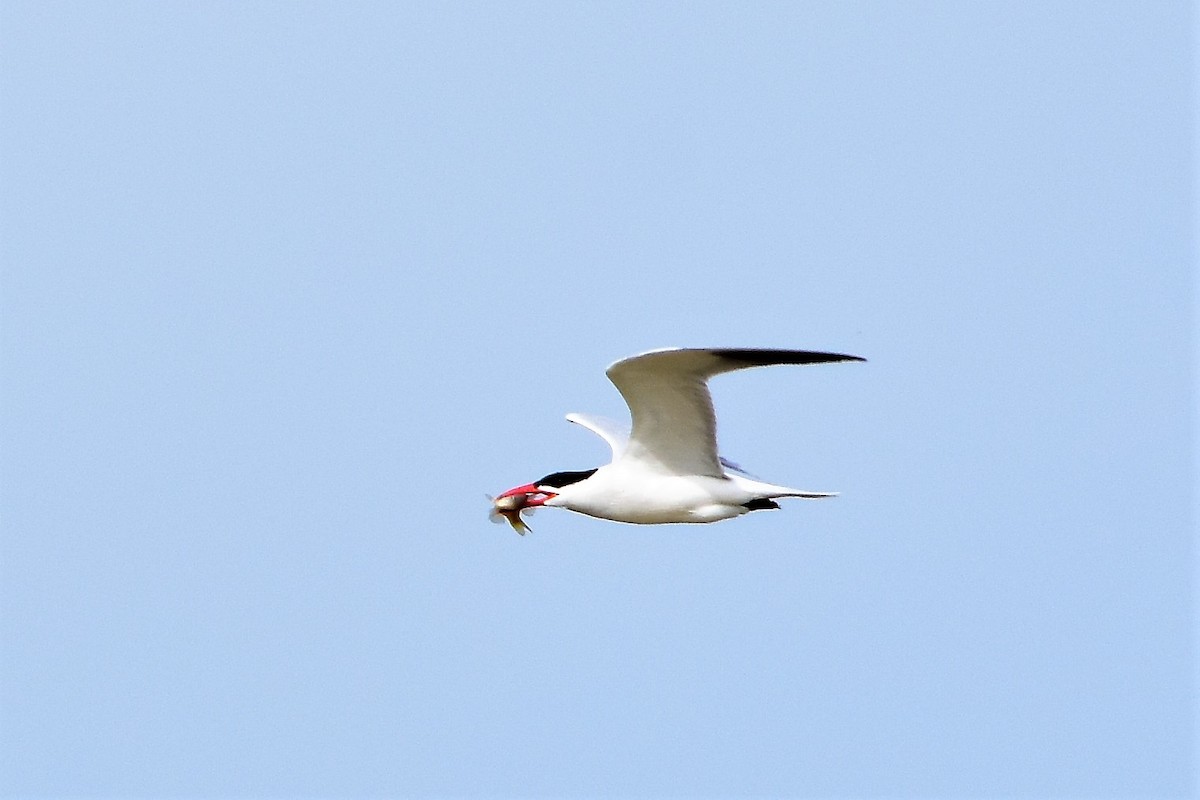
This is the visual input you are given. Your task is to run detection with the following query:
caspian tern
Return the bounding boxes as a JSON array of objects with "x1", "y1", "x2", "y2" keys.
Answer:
[{"x1": 492, "y1": 348, "x2": 864, "y2": 530}]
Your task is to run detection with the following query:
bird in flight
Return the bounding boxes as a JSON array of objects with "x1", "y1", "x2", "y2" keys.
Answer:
[{"x1": 490, "y1": 347, "x2": 864, "y2": 533}]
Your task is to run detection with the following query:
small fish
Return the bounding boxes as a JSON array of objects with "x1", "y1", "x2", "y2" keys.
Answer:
[{"x1": 488, "y1": 492, "x2": 533, "y2": 535}]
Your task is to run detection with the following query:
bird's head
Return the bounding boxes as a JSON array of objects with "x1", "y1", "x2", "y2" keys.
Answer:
[{"x1": 494, "y1": 468, "x2": 598, "y2": 509}]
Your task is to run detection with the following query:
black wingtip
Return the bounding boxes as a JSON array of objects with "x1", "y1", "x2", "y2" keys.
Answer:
[{"x1": 713, "y1": 348, "x2": 866, "y2": 366}]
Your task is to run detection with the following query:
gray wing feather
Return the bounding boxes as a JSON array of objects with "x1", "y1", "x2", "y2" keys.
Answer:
[{"x1": 565, "y1": 413, "x2": 629, "y2": 461}]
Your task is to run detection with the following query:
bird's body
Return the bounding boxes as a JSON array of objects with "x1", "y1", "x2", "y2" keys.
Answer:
[
  {"x1": 492, "y1": 347, "x2": 863, "y2": 531},
  {"x1": 543, "y1": 467, "x2": 824, "y2": 524}
]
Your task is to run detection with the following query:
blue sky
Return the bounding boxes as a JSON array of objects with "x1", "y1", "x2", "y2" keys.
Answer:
[{"x1": 1, "y1": 2, "x2": 1194, "y2": 797}]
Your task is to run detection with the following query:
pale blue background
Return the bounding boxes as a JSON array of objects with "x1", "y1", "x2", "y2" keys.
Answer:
[{"x1": 1, "y1": 2, "x2": 1194, "y2": 797}]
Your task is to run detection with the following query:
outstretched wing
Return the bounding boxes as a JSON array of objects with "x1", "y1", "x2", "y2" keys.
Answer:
[
  {"x1": 605, "y1": 348, "x2": 864, "y2": 477},
  {"x1": 565, "y1": 413, "x2": 629, "y2": 461}
]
